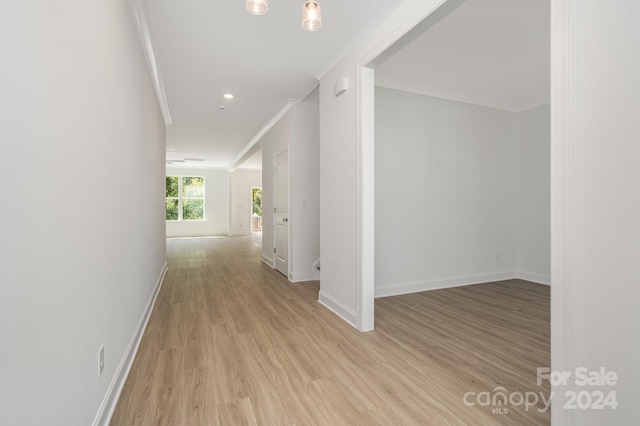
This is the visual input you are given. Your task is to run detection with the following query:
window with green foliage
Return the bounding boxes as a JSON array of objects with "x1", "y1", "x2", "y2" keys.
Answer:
[{"x1": 166, "y1": 176, "x2": 205, "y2": 221}]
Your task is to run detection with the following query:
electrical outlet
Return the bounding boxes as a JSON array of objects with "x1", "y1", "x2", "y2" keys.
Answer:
[{"x1": 98, "y1": 345, "x2": 104, "y2": 376}]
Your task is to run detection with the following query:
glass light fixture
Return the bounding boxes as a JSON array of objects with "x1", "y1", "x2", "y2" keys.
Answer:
[
  {"x1": 246, "y1": 0, "x2": 268, "y2": 16},
  {"x1": 301, "y1": 0, "x2": 322, "y2": 32}
]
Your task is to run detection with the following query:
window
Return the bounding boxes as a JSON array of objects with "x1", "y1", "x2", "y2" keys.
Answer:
[{"x1": 166, "y1": 176, "x2": 205, "y2": 221}]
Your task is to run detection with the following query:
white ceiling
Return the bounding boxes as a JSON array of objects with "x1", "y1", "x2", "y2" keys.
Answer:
[
  {"x1": 140, "y1": 0, "x2": 404, "y2": 169},
  {"x1": 376, "y1": 0, "x2": 550, "y2": 112},
  {"x1": 144, "y1": 0, "x2": 549, "y2": 170}
]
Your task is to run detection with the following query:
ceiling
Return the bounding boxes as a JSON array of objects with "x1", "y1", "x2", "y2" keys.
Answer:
[
  {"x1": 144, "y1": 0, "x2": 549, "y2": 170},
  {"x1": 140, "y1": 0, "x2": 404, "y2": 169},
  {"x1": 376, "y1": 0, "x2": 550, "y2": 111}
]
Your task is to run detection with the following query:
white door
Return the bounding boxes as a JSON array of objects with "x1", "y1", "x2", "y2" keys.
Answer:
[{"x1": 274, "y1": 149, "x2": 289, "y2": 277}]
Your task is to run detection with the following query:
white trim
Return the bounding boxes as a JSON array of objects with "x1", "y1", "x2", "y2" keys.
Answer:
[
  {"x1": 289, "y1": 272, "x2": 316, "y2": 283},
  {"x1": 166, "y1": 234, "x2": 227, "y2": 239},
  {"x1": 261, "y1": 254, "x2": 275, "y2": 268},
  {"x1": 550, "y1": 0, "x2": 576, "y2": 424},
  {"x1": 375, "y1": 75, "x2": 549, "y2": 113},
  {"x1": 356, "y1": 65, "x2": 376, "y2": 332},
  {"x1": 314, "y1": 0, "x2": 451, "y2": 81},
  {"x1": 517, "y1": 270, "x2": 551, "y2": 286},
  {"x1": 318, "y1": 292, "x2": 358, "y2": 328},
  {"x1": 127, "y1": 0, "x2": 172, "y2": 126},
  {"x1": 358, "y1": 0, "x2": 452, "y2": 69},
  {"x1": 375, "y1": 270, "x2": 518, "y2": 298},
  {"x1": 228, "y1": 100, "x2": 298, "y2": 172},
  {"x1": 92, "y1": 262, "x2": 168, "y2": 426},
  {"x1": 228, "y1": 231, "x2": 251, "y2": 237},
  {"x1": 346, "y1": 0, "x2": 463, "y2": 334}
]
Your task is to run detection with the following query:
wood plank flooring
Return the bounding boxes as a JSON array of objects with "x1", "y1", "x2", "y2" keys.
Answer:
[{"x1": 110, "y1": 235, "x2": 550, "y2": 425}]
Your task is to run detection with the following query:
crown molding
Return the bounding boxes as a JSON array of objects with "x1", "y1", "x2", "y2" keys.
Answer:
[
  {"x1": 376, "y1": 75, "x2": 549, "y2": 113},
  {"x1": 128, "y1": 0, "x2": 172, "y2": 126},
  {"x1": 227, "y1": 99, "x2": 299, "y2": 172}
]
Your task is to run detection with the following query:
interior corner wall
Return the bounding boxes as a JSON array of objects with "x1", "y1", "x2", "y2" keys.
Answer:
[
  {"x1": 318, "y1": 60, "x2": 360, "y2": 326},
  {"x1": 260, "y1": 110, "x2": 293, "y2": 266},
  {"x1": 374, "y1": 88, "x2": 518, "y2": 297},
  {"x1": 229, "y1": 169, "x2": 262, "y2": 236},
  {"x1": 165, "y1": 167, "x2": 229, "y2": 237},
  {"x1": 290, "y1": 87, "x2": 321, "y2": 282},
  {"x1": 0, "y1": 1, "x2": 166, "y2": 425},
  {"x1": 515, "y1": 104, "x2": 550, "y2": 284}
]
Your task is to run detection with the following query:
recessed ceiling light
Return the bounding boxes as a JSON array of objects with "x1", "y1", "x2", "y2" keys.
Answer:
[
  {"x1": 223, "y1": 93, "x2": 234, "y2": 99},
  {"x1": 218, "y1": 105, "x2": 227, "y2": 111}
]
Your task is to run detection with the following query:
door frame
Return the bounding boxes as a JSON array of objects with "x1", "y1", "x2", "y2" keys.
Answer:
[
  {"x1": 273, "y1": 147, "x2": 290, "y2": 278},
  {"x1": 354, "y1": 0, "x2": 570, "y2": 423}
]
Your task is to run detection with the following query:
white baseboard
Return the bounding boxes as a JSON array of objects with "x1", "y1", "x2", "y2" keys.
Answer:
[
  {"x1": 261, "y1": 254, "x2": 275, "y2": 268},
  {"x1": 92, "y1": 262, "x2": 168, "y2": 426},
  {"x1": 167, "y1": 234, "x2": 229, "y2": 240},
  {"x1": 166, "y1": 233, "x2": 228, "y2": 239},
  {"x1": 229, "y1": 231, "x2": 251, "y2": 236},
  {"x1": 375, "y1": 270, "x2": 518, "y2": 298},
  {"x1": 517, "y1": 269, "x2": 551, "y2": 285},
  {"x1": 318, "y1": 291, "x2": 357, "y2": 328},
  {"x1": 290, "y1": 272, "x2": 317, "y2": 283}
]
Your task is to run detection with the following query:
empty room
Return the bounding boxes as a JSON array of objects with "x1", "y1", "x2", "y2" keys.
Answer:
[{"x1": 3, "y1": 1, "x2": 639, "y2": 425}]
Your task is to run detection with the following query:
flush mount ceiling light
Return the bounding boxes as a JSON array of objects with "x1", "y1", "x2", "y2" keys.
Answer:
[
  {"x1": 246, "y1": 0, "x2": 268, "y2": 16},
  {"x1": 246, "y1": 0, "x2": 322, "y2": 32},
  {"x1": 301, "y1": 0, "x2": 322, "y2": 31},
  {"x1": 223, "y1": 93, "x2": 234, "y2": 99}
]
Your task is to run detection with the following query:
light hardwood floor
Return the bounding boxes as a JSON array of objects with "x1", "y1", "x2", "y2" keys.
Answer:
[{"x1": 111, "y1": 235, "x2": 550, "y2": 425}]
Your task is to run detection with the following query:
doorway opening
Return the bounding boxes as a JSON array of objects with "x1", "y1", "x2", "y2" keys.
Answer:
[{"x1": 252, "y1": 187, "x2": 263, "y2": 233}]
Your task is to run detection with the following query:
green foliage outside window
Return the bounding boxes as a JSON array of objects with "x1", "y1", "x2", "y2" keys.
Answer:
[
  {"x1": 166, "y1": 199, "x2": 179, "y2": 220},
  {"x1": 166, "y1": 176, "x2": 179, "y2": 220},
  {"x1": 166, "y1": 176, "x2": 205, "y2": 221},
  {"x1": 166, "y1": 176, "x2": 179, "y2": 197},
  {"x1": 182, "y1": 177, "x2": 204, "y2": 198},
  {"x1": 183, "y1": 199, "x2": 204, "y2": 220},
  {"x1": 252, "y1": 187, "x2": 262, "y2": 216}
]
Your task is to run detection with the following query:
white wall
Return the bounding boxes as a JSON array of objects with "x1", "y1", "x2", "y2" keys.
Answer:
[
  {"x1": 319, "y1": 60, "x2": 360, "y2": 325},
  {"x1": 260, "y1": 111, "x2": 293, "y2": 266},
  {"x1": 0, "y1": 1, "x2": 166, "y2": 425},
  {"x1": 165, "y1": 167, "x2": 229, "y2": 237},
  {"x1": 567, "y1": 1, "x2": 640, "y2": 423},
  {"x1": 291, "y1": 88, "x2": 321, "y2": 282},
  {"x1": 229, "y1": 169, "x2": 262, "y2": 236},
  {"x1": 317, "y1": 0, "x2": 640, "y2": 422},
  {"x1": 374, "y1": 88, "x2": 518, "y2": 297},
  {"x1": 375, "y1": 89, "x2": 551, "y2": 296},
  {"x1": 515, "y1": 104, "x2": 550, "y2": 284},
  {"x1": 317, "y1": 0, "x2": 451, "y2": 330},
  {"x1": 259, "y1": 89, "x2": 320, "y2": 280}
]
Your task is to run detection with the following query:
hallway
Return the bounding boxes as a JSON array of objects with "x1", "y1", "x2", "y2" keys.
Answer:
[{"x1": 111, "y1": 236, "x2": 549, "y2": 425}]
